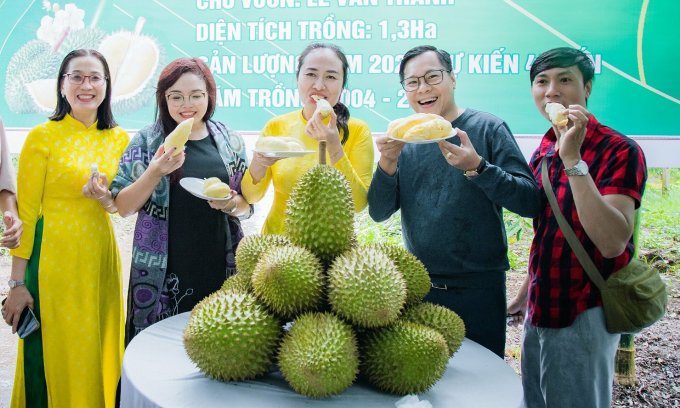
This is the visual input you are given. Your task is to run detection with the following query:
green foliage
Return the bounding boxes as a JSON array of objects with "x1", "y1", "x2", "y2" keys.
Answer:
[
  {"x1": 503, "y1": 212, "x2": 534, "y2": 271},
  {"x1": 355, "y1": 209, "x2": 403, "y2": 247},
  {"x1": 353, "y1": 168, "x2": 679, "y2": 276},
  {"x1": 639, "y1": 169, "x2": 680, "y2": 276}
]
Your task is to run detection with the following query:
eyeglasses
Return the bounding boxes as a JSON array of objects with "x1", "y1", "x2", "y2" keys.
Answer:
[
  {"x1": 400, "y1": 69, "x2": 450, "y2": 92},
  {"x1": 166, "y1": 92, "x2": 207, "y2": 107},
  {"x1": 63, "y1": 73, "x2": 107, "y2": 87}
]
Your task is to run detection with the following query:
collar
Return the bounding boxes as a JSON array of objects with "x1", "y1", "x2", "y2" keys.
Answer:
[{"x1": 64, "y1": 113, "x2": 99, "y2": 129}]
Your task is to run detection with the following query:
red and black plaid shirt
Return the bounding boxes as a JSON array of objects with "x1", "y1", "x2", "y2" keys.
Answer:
[{"x1": 527, "y1": 115, "x2": 647, "y2": 328}]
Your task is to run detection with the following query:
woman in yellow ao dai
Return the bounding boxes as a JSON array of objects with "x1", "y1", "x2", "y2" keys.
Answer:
[{"x1": 4, "y1": 49, "x2": 128, "y2": 408}]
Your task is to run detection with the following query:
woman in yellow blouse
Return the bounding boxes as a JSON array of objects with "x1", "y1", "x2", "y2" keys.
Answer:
[
  {"x1": 241, "y1": 43, "x2": 374, "y2": 234},
  {"x1": 2, "y1": 49, "x2": 128, "y2": 408}
]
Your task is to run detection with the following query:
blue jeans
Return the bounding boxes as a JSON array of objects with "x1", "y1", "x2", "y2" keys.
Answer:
[{"x1": 521, "y1": 307, "x2": 620, "y2": 408}]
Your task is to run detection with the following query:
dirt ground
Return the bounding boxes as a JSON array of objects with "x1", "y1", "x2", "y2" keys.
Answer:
[
  {"x1": 1, "y1": 202, "x2": 678, "y2": 406},
  {"x1": 504, "y1": 270, "x2": 680, "y2": 408}
]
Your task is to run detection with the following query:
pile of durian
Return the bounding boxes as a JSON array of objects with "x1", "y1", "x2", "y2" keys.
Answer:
[{"x1": 183, "y1": 143, "x2": 465, "y2": 398}]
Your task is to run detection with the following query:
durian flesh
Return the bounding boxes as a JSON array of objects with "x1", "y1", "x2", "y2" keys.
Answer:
[
  {"x1": 545, "y1": 102, "x2": 568, "y2": 127},
  {"x1": 164, "y1": 117, "x2": 193, "y2": 156}
]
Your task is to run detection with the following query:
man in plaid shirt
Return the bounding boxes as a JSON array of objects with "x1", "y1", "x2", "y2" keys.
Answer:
[{"x1": 507, "y1": 47, "x2": 647, "y2": 407}]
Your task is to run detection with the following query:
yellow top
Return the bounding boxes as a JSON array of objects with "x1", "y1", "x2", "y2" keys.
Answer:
[
  {"x1": 11, "y1": 114, "x2": 128, "y2": 408},
  {"x1": 241, "y1": 110, "x2": 374, "y2": 234}
]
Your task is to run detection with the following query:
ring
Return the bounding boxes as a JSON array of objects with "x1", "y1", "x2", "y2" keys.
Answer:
[{"x1": 446, "y1": 152, "x2": 453, "y2": 159}]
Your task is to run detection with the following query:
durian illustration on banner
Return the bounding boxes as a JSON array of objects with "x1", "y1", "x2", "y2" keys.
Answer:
[{"x1": 5, "y1": 1, "x2": 161, "y2": 115}]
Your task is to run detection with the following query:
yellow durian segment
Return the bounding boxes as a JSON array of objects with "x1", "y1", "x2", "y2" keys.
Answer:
[
  {"x1": 203, "y1": 181, "x2": 231, "y2": 198},
  {"x1": 203, "y1": 177, "x2": 222, "y2": 189},
  {"x1": 545, "y1": 102, "x2": 568, "y2": 127},
  {"x1": 164, "y1": 117, "x2": 194, "y2": 156},
  {"x1": 387, "y1": 113, "x2": 452, "y2": 141},
  {"x1": 256, "y1": 136, "x2": 305, "y2": 152},
  {"x1": 315, "y1": 98, "x2": 333, "y2": 118}
]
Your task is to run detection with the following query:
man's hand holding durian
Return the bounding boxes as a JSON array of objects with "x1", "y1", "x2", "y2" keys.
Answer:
[{"x1": 549, "y1": 104, "x2": 591, "y2": 168}]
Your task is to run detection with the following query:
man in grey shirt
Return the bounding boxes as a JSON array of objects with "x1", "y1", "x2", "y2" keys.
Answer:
[{"x1": 367, "y1": 45, "x2": 540, "y2": 357}]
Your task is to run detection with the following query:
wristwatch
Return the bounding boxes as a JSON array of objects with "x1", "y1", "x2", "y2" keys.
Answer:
[
  {"x1": 564, "y1": 160, "x2": 589, "y2": 176},
  {"x1": 8, "y1": 279, "x2": 25, "y2": 289},
  {"x1": 464, "y1": 156, "x2": 487, "y2": 179}
]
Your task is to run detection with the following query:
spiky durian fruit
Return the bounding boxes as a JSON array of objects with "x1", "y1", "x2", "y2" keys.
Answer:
[
  {"x1": 361, "y1": 321, "x2": 449, "y2": 394},
  {"x1": 279, "y1": 313, "x2": 359, "y2": 398},
  {"x1": 5, "y1": 28, "x2": 106, "y2": 114},
  {"x1": 251, "y1": 245, "x2": 324, "y2": 319},
  {"x1": 401, "y1": 302, "x2": 466, "y2": 357},
  {"x1": 235, "y1": 234, "x2": 291, "y2": 277},
  {"x1": 327, "y1": 246, "x2": 406, "y2": 328},
  {"x1": 219, "y1": 272, "x2": 251, "y2": 294},
  {"x1": 284, "y1": 164, "x2": 355, "y2": 264},
  {"x1": 5, "y1": 41, "x2": 64, "y2": 114},
  {"x1": 183, "y1": 291, "x2": 281, "y2": 381},
  {"x1": 367, "y1": 243, "x2": 430, "y2": 306}
]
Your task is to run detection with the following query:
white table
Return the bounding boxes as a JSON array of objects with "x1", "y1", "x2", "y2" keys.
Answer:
[{"x1": 121, "y1": 313, "x2": 523, "y2": 408}]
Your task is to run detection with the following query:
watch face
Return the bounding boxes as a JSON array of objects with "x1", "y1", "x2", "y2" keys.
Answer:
[
  {"x1": 577, "y1": 161, "x2": 588, "y2": 174},
  {"x1": 565, "y1": 160, "x2": 588, "y2": 176},
  {"x1": 8, "y1": 280, "x2": 23, "y2": 288}
]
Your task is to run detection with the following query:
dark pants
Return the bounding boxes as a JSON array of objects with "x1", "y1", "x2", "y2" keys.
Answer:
[{"x1": 424, "y1": 273, "x2": 507, "y2": 358}]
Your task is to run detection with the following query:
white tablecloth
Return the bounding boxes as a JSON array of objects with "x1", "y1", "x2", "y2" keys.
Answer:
[{"x1": 121, "y1": 313, "x2": 523, "y2": 408}]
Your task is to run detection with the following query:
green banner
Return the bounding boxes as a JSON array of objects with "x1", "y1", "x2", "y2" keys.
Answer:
[{"x1": 1, "y1": 0, "x2": 678, "y2": 135}]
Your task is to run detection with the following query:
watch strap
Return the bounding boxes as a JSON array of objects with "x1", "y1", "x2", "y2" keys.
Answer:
[
  {"x1": 8, "y1": 279, "x2": 25, "y2": 288},
  {"x1": 464, "y1": 156, "x2": 486, "y2": 178},
  {"x1": 564, "y1": 160, "x2": 588, "y2": 176}
]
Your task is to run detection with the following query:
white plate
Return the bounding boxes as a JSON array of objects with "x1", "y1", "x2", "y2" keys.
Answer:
[
  {"x1": 179, "y1": 177, "x2": 233, "y2": 201},
  {"x1": 252, "y1": 150, "x2": 316, "y2": 158},
  {"x1": 388, "y1": 128, "x2": 458, "y2": 144}
]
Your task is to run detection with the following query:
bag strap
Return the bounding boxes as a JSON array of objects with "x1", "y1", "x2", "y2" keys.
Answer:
[{"x1": 541, "y1": 158, "x2": 607, "y2": 291}]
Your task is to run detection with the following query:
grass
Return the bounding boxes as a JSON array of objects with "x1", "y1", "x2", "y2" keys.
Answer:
[
  {"x1": 639, "y1": 169, "x2": 680, "y2": 277},
  {"x1": 356, "y1": 168, "x2": 680, "y2": 277}
]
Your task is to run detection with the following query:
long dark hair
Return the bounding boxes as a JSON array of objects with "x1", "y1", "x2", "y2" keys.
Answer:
[
  {"x1": 155, "y1": 58, "x2": 217, "y2": 136},
  {"x1": 296, "y1": 43, "x2": 350, "y2": 145},
  {"x1": 50, "y1": 49, "x2": 117, "y2": 130}
]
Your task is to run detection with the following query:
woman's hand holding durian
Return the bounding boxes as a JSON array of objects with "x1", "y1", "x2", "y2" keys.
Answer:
[
  {"x1": 149, "y1": 145, "x2": 185, "y2": 178},
  {"x1": 304, "y1": 109, "x2": 345, "y2": 164},
  {"x1": 208, "y1": 193, "x2": 249, "y2": 217},
  {"x1": 248, "y1": 152, "x2": 282, "y2": 184},
  {"x1": 82, "y1": 172, "x2": 117, "y2": 213}
]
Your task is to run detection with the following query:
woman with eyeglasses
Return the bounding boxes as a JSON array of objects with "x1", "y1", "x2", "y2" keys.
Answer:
[
  {"x1": 241, "y1": 43, "x2": 374, "y2": 234},
  {"x1": 109, "y1": 58, "x2": 251, "y2": 344},
  {"x1": 3, "y1": 49, "x2": 128, "y2": 407}
]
